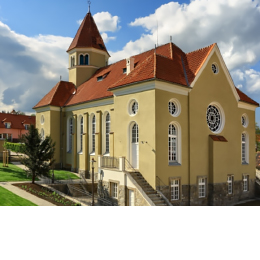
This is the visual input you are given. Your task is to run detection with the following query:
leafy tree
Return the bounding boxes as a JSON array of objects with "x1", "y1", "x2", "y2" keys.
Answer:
[
  {"x1": 21, "y1": 125, "x2": 55, "y2": 183},
  {"x1": 256, "y1": 123, "x2": 260, "y2": 151}
]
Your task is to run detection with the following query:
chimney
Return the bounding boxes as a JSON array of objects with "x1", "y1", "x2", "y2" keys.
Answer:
[{"x1": 126, "y1": 57, "x2": 135, "y2": 75}]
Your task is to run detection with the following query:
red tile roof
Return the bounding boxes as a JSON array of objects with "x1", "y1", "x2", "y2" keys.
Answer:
[
  {"x1": 67, "y1": 12, "x2": 109, "y2": 56},
  {"x1": 35, "y1": 42, "x2": 259, "y2": 108},
  {"x1": 0, "y1": 114, "x2": 35, "y2": 129},
  {"x1": 33, "y1": 81, "x2": 76, "y2": 109},
  {"x1": 209, "y1": 135, "x2": 228, "y2": 142},
  {"x1": 235, "y1": 87, "x2": 259, "y2": 106}
]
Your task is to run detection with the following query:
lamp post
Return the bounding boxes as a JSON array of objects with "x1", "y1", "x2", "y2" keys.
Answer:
[{"x1": 91, "y1": 158, "x2": 96, "y2": 206}]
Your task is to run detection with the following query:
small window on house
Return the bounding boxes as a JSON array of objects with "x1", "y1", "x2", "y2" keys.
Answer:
[
  {"x1": 80, "y1": 55, "x2": 84, "y2": 65},
  {"x1": 198, "y1": 177, "x2": 206, "y2": 198},
  {"x1": 110, "y1": 182, "x2": 118, "y2": 198},
  {"x1": 24, "y1": 124, "x2": 29, "y2": 130},
  {"x1": 97, "y1": 76, "x2": 103, "y2": 82},
  {"x1": 227, "y1": 176, "x2": 233, "y2": 195},
  {"x1": 0, "y1": 134, "x2": 3, "y2": 139},
  {"x1": 5, "y1": 123, "x2": 11, "y2": 129},
  {"x1": 41, "y1": 115, "x2": 44, "y2": 125},
  {"x1": 169, "y1": 99, "x2": 181, "y2": 117},
  {"x1": 170, "y1": 179, "x2": 180, "y2": 201},
  {"x1": 212, "y1": 63, "x2": 219, "y2": 74},
  {"x1": 85, "y1": 54, "x2": 89, "y2": 65},
  {"x1": 123, "y1": 68, "x2": 127, "y2": 74},
  {"x1": 129, "y1": 100, "x2": 139, "y2": 116},
  {"x1": 241, "y1": 114, "x2": 248, "y2": 128},
  {"x1": 243, "y1": 175, "x2": 249, "y2": 192}
]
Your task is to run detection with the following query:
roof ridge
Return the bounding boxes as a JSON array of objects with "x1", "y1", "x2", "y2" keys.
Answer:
[
  {"x1": 193, "y1": 43, "x2": 216, "y2": 75},
  {"x1": 186, "y1": 43, "x2": 216, "y2": 55}
]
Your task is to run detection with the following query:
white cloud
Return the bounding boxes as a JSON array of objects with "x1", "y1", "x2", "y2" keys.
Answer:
[
  {"x1": 231, "y1": 69, "x2": 260, "y2": 93},
  {"x1": 0, "y1": 21, "x2": 72, "y2": 113},
  {"x1": 109, "y1": 0, "x2": 260, "y2": 71},
  {"x1": 93, "y1": 12, "x2": 120, "y2": 32}
]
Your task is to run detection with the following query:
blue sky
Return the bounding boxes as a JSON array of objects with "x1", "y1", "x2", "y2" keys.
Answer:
[{"x1": 0, "y1": 0, "x2": 260, "y2": 125}]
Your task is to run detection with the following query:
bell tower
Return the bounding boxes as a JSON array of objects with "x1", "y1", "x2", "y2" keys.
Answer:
[{"x1": 67, "y1": 4, "x2": 110, "y2": 87}]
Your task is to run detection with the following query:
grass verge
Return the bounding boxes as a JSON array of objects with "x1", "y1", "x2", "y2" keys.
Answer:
[
  {"x1": 52, "y1": 170, "x2": 80, "y2": 180},
  {"x1": 0, "y1": 186, "x2": 36, "y2": 206}
]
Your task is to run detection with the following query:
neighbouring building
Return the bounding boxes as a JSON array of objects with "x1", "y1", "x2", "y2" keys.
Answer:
[
  {"x1": 0, "y1": 113, "x2": 35, "y2": 142},
  {"x1": 33, "y1": 8, "x2": 259, "y2": 206}
]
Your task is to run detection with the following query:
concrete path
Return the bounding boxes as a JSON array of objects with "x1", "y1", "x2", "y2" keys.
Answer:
[{"x1": 0, "y1": 182, "x2": 55, "y2": 206}]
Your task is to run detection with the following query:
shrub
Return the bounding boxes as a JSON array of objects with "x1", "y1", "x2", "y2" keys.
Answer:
[{"x1": 4, "y1": 142, "x2": 25, "y2": 154}]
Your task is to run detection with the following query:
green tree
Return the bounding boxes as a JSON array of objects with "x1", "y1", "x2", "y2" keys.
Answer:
[
  {"x1": 21, "y1": 125, "x2": 55, "y2": 183},
  {"x1": 256, "y1": 123, "x2": 260, "y2": 151}
]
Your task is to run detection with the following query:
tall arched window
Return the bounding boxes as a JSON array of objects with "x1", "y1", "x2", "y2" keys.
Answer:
[
  {"x1": 105, "y1": 113, "x2": 110, "y2": 153},
  {"x1": 80, "y1": 55, "x2": 84, "y2": 65},
  {"x1": 132, "y1": 124, "x2": 139, "y2": 143},
  {"x1": 85, "y1": 54, "x2": 89, "y2": 65},
  {"x1": 69, "y1": 118, "x2": 73, "y2": 152},
  {"x1": 242, "y1": 133, "x2": 248, "y2": 164},
  {"x1": 41, "y1": 129, "x2": 45, "y2": 141},
  {"x1": 71, "y1": 56, "x2": 75, "y2": 67},
  {"x1": 169, "y1": 124, "x2": 177, "y2": 163},
  {"x1": 79, "y1": 117, "x2": 83, "y2": 153},
  {"x1": 91, "y1": 115, "x2": 96, "y2": 153}
]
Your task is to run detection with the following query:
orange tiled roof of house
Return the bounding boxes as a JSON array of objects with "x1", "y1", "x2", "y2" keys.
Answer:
[
  {"x1": 235, "y1": 87, "x2": 259, "y2": 106},
  {"x1": 0, "y1": 113, "x2": 35, "y2": 129},
  {"x1": 67, "y1": 12, "x2": 110, "y2": 56},
  {"x1": 35, "y1": 42, "x2": 259, "y2": 108},
  {"x1": 33, "y1": 81, "x2": 76, "y2": 109}
]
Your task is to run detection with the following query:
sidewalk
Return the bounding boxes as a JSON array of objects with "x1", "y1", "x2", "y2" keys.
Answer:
[{"x1": 0, "y1": 182, "x2": 55, "y2": 206}]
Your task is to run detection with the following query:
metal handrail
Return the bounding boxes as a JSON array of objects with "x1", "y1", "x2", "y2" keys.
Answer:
[
  {"x1": 156, "y1": 176, "x2": 168, "y2": 192},
  {"x1": 124, "y1": 158, "x2": 137, "y2": 172}
]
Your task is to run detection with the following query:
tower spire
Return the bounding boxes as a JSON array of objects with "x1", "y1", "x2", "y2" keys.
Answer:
[{"x1": 88, "y1": 1, "x2": 91, "y2": 13}]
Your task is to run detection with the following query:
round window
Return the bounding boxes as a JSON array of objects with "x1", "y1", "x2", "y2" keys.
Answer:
[
  {"x1": 206, "y1": 104, "x2": 224, "y2": 133},
  {"x1": 40, "y1": 115, "x2": 44, "y2": 125},
  {"x1": 168, "y1": 99, "x2": 181, "y2": 117},
  {"x1": 212, "y1": 63, "x2": 219, "y2": 74},
  {"x1": 129, "y1": 100, "x2": 138, "y2": 116},
  {"x1": 241, "y1": 114, "x2": 248, "y2": 128}
]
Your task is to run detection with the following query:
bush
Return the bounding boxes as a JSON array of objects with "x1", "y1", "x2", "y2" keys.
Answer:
[{"x1": 4, "y1": 142, "x2": 25, "y2": 154}]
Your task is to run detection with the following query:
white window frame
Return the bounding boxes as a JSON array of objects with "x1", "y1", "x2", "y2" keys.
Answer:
[
  {"x1": 40, "y1": 115, "x2": 44, "y2": 125},
  {"x1": 227, "y1": 175, "x2": 233, "y2": 195},
  {"x1": 168, "y1": 122, "x2": 182, "y2": 165},
  {"x1": 5, "y1": 122, "x2": 11, "y2": 129},
  {"x1": 241, "y1": 114, "x2": 249, "y2": 128},
  {"x1": 102, "y1": 112, "x2": 110, "y2": 155},
  {"x1": 41, "y1": 129, "x2": 45, "y2": 141},
  {"x1": 211, "y1": 63, "x2": 219, "y2": 74},
  {"x1": 243, "y1": 175, "x2": 249, "y2": 192},
  {"x1": 89, "y1": 114, "x2": 96, "y2": 155},
  {"x1": 168, "y1": 98, "x2": 181, "y2": 117},
  {"x1": 198, "y1": 177, "x2": 206, "y2": 198},
  {"x1": 170, "y1": 179, "x2": 180, "y2": 201},
  {"x1": 128, "y1": 99, "x2": 139, "y2": 116},
  {"x1": 242, "y1": 132, "x2": 249, "y2": 164},
  {"x1": 77, "y1": 116, "x2": 83, "y2": 153},
  {"x1": 67, "y1": 117, "x2": 73, "y2": 152},
  {"x1": 24, "y1": 124, "x2": 30, "y2": 130},
  {"x1": 110, "y1": 182, "x2": 118, "y2": 199}
]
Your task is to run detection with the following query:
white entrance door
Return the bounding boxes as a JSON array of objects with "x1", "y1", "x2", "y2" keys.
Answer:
[
  {"x1": 131, "y1": 123, "x2": 139, "y2": 169},
  {"x1": 129, "y1": 190, "x2": 135, "y2": 206}
]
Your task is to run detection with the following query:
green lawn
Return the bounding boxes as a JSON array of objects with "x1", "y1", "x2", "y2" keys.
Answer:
[
  {"x1": 0, "y1": 186, "x2": 36, "y2": 206},
  {"x1": 0, "y1": 163, "x2": 33, "y2": 182},
  {"x1": 52, "y1": 170, "x2": 80, "y2": 180}
]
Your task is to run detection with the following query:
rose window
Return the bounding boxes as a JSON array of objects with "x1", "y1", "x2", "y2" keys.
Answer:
[{"x1": 207, "y1": 105, "x2": 221, "y2": 132}]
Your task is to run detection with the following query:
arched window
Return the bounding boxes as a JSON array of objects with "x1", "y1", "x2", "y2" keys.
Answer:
[
  {"x1": 242, "y1": 133, "x2": 248, "y2": 164},
  {"x1": 79, "y1": 117, "x2": 83, "y2": 153},
  {"x1": 169, "y1": 124, "x2": 177, "y2": 163},
  {"x1": 105, "y1": 113, "x2": 110, "y2": 153},
  {"x1": 91, "y1": 115, "x2": 96, "y2": 153},
  {"x1": 85, "y1": 54, "x2": 89, "y2": 65},
  {"x1": 41, "y1": 129, "x2": 45, "y2": 141},
  {"x1": 80, "y1": 55, "x2": 84, "y2": 65},
  {"x1": 68, "y1": 118, "x2": 73, "y2": 152},
  {"x1": 132, "y1": 124, "x2": 139, "y2": 143},
  {"x1": 71, "y1": 56, "x2": 75, "y2": 67}
]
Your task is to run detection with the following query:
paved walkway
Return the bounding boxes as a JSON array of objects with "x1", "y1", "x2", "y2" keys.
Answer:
[{"x1": 0, "y1": 182, "x2": 55, "y2": 206}]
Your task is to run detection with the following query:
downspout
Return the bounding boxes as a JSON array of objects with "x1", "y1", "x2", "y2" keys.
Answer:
[
  {"x1": 60, "y1": 106, "x2": 63, "y2": 169},
  {"x1": 181, "y1": 56, "x2": 191, "y2": 206}
]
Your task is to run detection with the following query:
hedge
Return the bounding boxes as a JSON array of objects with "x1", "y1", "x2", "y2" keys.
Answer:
[{"x1": 4, "y1": 142, "x2": 25, "y2": 154}]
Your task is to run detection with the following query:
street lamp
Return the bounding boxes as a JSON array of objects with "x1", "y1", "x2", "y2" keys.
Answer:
[{"x1": 91, "y1": 158, "x2": 96, "y2": 206}]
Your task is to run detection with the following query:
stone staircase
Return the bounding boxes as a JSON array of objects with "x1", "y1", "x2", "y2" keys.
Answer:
[
  {"x1": 129, "y1": 172, "x2": 168, "y2": 206},
  {"x1": 68, "y1": 183, "x2": 88, "y2": 197}
]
